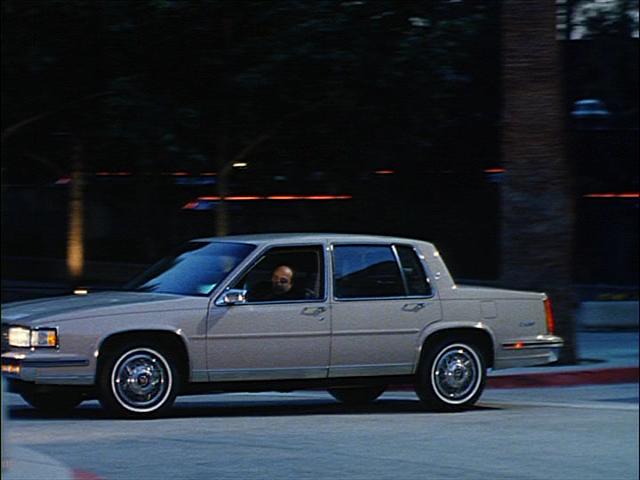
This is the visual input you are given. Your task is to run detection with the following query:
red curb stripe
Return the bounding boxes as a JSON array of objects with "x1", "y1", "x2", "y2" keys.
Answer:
[
  {"x1": 385, "y1": 367, "x2": 639, "y2": 391},
  {"x1": 486, "y1": 367, "x2": 639, "y2": 389},
  {"x1": 72, "y1": 469, "x2": 103, "y2": 480}
]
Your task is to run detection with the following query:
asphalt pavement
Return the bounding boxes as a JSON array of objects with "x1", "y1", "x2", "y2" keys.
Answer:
[{"x1": 2, "y1": 329, "x2": 637, "y2": 480}]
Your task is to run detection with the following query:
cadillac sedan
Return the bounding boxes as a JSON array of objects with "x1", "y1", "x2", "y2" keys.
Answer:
[{"x1": 2, "y1": 234, "x2": 562, "y2": 418}]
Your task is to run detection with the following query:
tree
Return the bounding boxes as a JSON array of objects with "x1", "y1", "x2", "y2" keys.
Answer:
[{"x1": 501, "y1": 1, "x2": 577, "y2": 363}]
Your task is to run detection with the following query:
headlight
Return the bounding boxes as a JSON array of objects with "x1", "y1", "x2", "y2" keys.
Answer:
[
  {"x1": 8, "y1": 327, "x2": 57, "y2": 348},
  {"x1": 8, "y1": 327, "x2": 31, "y2": 347}
]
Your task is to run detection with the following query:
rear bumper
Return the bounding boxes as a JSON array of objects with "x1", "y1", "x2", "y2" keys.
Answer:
[{"x1": 494, "y1": 335, "x2": 564, "y2": 369}]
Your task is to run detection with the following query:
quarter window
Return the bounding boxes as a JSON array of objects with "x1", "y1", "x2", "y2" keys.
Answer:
[
  {"x1": 333, "y1": 245, "x2": 404, "y2": 298},
  {"x1": 396, "y1": 245, "x2": 432, "y2": 296}
]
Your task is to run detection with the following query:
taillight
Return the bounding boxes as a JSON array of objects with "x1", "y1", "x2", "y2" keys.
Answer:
[{"x1": 544, "y1": 298, "x2": 555, "y2": 335}]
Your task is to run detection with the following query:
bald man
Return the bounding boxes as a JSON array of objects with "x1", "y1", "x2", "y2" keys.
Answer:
[
  {"x1": 250, "y1": 265, "x2": 302, "y2": 301},
  {"x1": 271, "y1": 265, "x2": 294, "y2": 296}
]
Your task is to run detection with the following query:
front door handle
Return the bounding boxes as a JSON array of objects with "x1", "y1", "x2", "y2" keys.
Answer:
[
  {"x1": 302, "y1": 306, "x2": 326, "y2": 316},
  {"x1": 402, "y1": 303, "x2": 426, "y2": 312}
]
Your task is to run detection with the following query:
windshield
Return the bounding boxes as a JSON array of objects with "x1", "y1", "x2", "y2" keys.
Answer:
[{"x1": 124, "y1": 241, "x2": 256, "y2": 296}]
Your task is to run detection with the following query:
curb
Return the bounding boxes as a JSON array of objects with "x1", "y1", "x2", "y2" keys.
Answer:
[
  {"x1": 388, "y1": 366, "x2": 639, "y2": 391},
  {"x1": 486, "y1": 366, "x2": 639, "y2": 389}
]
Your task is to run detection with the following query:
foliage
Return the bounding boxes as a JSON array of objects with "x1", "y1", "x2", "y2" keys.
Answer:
[{"x1": 1, "y1": 0, "x2": 501, "y2": 181}]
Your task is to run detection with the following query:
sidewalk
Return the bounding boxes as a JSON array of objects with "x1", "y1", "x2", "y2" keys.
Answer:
[{"x1": 3, "y1": 446, "x2": 101, "y2": 480}]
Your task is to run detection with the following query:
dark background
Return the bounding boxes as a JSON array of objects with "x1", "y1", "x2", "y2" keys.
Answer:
[{"x1": 1, "y1": 1, "x2": 638, "y2": 288}]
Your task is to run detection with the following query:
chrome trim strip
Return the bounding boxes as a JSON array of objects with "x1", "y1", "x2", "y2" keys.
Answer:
[
  {"x1": 208, "y1": 331, "x2": 330, "y2": 340},
  {"x1": 208, "y1": 366, "x2": 328, "y2": 381},
  {"x1": 333, "y1": 295, "x2": 434, "y2": 303},
  {"x1": 502, "y1": 342, "x2": 564, "y2": 350},
  {"x1": 35, "y1": 374, "x2": 94, "y2": 385},
  {"x1": 332, "y1": 329, "x2": 420, "y2": 336},
  {"x1": 391, "y1": 244, "x2": 410, "y2": 294},
  {"x1": 22, "y1": 359, "x2": 90, "y2": 368}
]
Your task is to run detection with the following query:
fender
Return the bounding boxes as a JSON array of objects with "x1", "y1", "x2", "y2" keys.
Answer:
[
  {"x1": 413, "y1": 320, "x2": 497, "y2": 371},
  {"x1": 94, "y1": 325, "x2": 195, "y2": 379}
]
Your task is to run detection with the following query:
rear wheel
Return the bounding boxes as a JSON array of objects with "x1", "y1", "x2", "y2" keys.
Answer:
[
  {"x1": 328, "y1": 386, "x2": 386, "y2": 405},
  {"x1": 415, "y1": 339, "x2": 486, "y2": 411},
  {"x1": 21, "y1": 390, "x2": 84, "y2": 413},
  {"x1": 98, "y1": 342, "x2": 179, "y2": 418}
]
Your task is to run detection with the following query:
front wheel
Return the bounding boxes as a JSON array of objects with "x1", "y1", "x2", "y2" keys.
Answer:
[
  {"x1": 415, "y1": 340, "x2": 486, "y2": 411},
  {"x1": 98, "y1": 343, "x2": 179, "y2": 418},
  {"x1": 328, "y1": 386, "x2": 386, "y2": 405}
]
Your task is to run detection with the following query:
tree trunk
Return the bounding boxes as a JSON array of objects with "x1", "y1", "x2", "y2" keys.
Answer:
[
  {"x1": 67, "y1": 143, "x2": 85, "y2": 283},
  {"x1": 501, "y1": 1, "x2": 578, "y2": 363}
]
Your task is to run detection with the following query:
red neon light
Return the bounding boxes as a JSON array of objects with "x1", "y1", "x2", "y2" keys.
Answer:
[
  {"x1": 374, "y1": 170, "x2": 395, "y2": 175},
  {"x1": 171, "y1": 172, "x2": 189, "y2": 176},
  {"x1": 584, "y1": 192, "x2": 639, "y2": 198},
  {"x1": 267, "y1": 196, "x2": 299, "y2": 200},
  {"x1": 187, "y1": 194, "x2": 353, "y2": 205},
  {"x1": 225, "y1": 196, "x2": 263, "y2": 201},
  {"x1": 484, "y1": 168, "x2": 506, "y2": 174},
  {"x1": 306, "y1": 195, "x2": 352, "y2": 200}
]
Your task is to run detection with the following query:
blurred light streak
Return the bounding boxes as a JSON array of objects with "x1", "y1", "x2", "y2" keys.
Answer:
[
  {"x1": 374, "y1": 170, "x2": 395, "y2": 175},
  {"x1": 584, "y1": 192, "x2": 639, "y2": 198},
  {"x1": 182, "y1": 194, "x2": 352, "y2": 209},
  {"x1": 484, "y1": 168, "x2": 506, "y2": 173}
]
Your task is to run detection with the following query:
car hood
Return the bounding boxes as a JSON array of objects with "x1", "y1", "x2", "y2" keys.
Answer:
[{"x1": 1, "y1": 291, "x2": 203, "y2": 326}]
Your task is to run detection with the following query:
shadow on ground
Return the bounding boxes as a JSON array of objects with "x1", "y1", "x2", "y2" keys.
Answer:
[{"x1": 8, "y1": 398, "x2": 500, "y2": 421}]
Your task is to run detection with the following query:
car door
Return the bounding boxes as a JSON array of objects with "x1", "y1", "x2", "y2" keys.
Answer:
[
  {"x1": 206, "y1": 244, "x2": 331, "y2": 381},
  {"x1": 329, "y1": 243, "x2": 441, "y2": 377}
]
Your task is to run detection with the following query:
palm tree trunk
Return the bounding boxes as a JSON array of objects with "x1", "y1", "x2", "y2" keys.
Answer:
[
  {"x1": 67, "y1": 143, "x2": 85, "y2": 282},
  {"x1": 501, "y1": 1, "x2": 577, "y2": 363}
]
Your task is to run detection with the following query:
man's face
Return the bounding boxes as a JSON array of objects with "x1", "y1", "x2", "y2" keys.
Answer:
[{"x1": 271, "y1": 266, "x2": 293, "y2": 294}]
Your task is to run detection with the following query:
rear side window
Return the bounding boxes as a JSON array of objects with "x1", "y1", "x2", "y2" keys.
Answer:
[
  {"x1": 333, "y1": 245, "x2": 404, "y2": 298},
  {"x1": 396, "y1": 245, "x2": 432, "y2": 296}
]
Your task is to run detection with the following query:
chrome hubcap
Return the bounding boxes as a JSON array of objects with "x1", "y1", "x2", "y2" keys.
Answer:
[
  {"x1": 112, "y1": 349, "x2": 171, "y2": 411},
  {"x1": 432, "y1": 345, "x2": 480, "y2": 403}
]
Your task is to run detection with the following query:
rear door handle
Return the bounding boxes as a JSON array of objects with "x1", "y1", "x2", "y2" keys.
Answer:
[
  {"x1": 402, "y1": 303, "x2": 426, "y2": 312},
  {"x1": 302, "y1": 306, "x2": 326, "y2": 316}
]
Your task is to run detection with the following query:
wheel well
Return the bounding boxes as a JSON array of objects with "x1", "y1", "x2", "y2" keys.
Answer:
[
  {"x1": 97, "y1": 331, "x2": 190, "y2": 387},
  {"x1": 422, "y1": 328, "x2": 494, "y2": 368}
]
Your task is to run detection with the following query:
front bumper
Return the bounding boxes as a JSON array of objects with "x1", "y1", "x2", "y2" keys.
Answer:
[{"x1": 2, "y1": 351, "x2": 93, "y2": 385}]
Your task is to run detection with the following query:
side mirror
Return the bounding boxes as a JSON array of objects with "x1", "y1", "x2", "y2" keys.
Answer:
[{"x1": 216, "y1": 289, "x2": 248, "y2": 306}]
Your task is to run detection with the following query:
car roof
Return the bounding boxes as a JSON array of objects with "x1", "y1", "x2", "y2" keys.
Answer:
[{"x1": 192, "y1": 233, "x2": 434, "y2": 247}]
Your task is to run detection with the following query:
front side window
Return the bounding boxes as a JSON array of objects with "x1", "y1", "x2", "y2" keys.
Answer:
[
  {"x1": 125, "y1": 242, "x2": 256, "y2": 296},
  {"x1": 333, "y1": 245, "x2": 404, "y2": 298},
  {"x1": 233, "y1": 246, "x2": 324, "y2": 303}
]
